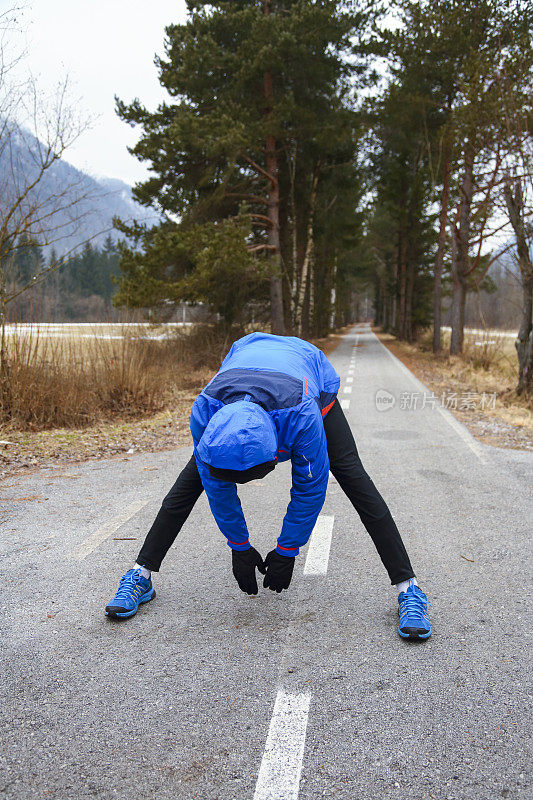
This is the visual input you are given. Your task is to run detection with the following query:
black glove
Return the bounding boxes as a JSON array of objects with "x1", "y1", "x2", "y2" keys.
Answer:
[
  {"x1": 263, "y1": 549, "x2": 295, "y2": 593},
  {"x1": 232, "y1": 546, "x2": 266, "y2": 595}
]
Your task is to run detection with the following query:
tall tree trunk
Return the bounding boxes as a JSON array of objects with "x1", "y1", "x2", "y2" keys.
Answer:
[
  {"x1": 353, "y1": 290, "x2": 360, "y2": 322},
  {"x1": 330, "y1": 256, "x2": 337, "y2": 331},
  {"x1": 295, "y1": 166, "x2": 319, "y2": 335},
  {"x1": 263, "y1": 0, "x2": 285, "y2": 335},
  {"x1": 397, "y1": 225, "x2": 407, "y2": 339},
  {"x1": 0, "y1": 268, "x2": 12, "y2": 413},
  {"x1": 264, "y1": 128, "x2": 285, "y2": 335},
  {"x1": 405, "y1": 260, "x2": 415, "y2": 342},
  {"x1": 504, "y1": 177, "x2": 533, "y2": 394},
  {"x1": 0, "y1": 271, "x2": 6, "y2": 374},
  {"x1": 374, "y1": 273, "x2": 381, "y2": 327},
  {"x1": 450, "y1": 248, "x2": 466, "y2": 355},
  {"x1": 308, "y1": 246, "x2": 314, "y2": 334},
  {"x1": 288, "y1": 139, "x2": 298, "y2": 327},
  {"x1": 516, "y1": 277, "x2": 533, "y2": 394},
  {"x1": 433, "y1": 130, "x2": 451, "y2": 353},
  {"x1": 450, "y1": 145, "x2": 473, "y2": 355}
]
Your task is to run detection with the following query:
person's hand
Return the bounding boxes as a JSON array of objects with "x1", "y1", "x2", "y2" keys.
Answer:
[
  {"x1": 263, "y1": 549, "x2": 295, "y2": 593},
  {"x1": 232, "y1": 547, "x2": 266, "y2": 595}
]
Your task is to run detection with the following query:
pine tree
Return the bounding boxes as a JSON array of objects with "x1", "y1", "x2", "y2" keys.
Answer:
[
  {"x1": 13, "y1": 234, "x2": 44, "y2": 285},
  {"x1": 114, "y1": 0, "x2": 371, "y2": 332}
]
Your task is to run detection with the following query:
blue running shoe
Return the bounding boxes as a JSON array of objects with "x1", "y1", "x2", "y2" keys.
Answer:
[
  {"x1": 105, "y1": 568, "x2": 156, "y2": 619},
  {"x1": 398, "y1": 580, "x2": 431, "y2": 640}
]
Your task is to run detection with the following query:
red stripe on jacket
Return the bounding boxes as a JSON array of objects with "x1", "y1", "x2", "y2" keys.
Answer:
[{"x1": 321, "y1": 399, "x2": 336, "y2": 417}]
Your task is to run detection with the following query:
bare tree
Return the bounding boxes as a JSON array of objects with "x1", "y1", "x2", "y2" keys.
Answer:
[
  {"x1": 0, "y1": 6, "x2": 94, "y2": 366},
  {"x1": 497, "y1": 56, "x2": 533, "y2": 394}
]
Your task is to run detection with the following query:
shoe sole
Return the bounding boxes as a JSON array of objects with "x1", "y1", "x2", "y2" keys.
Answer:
[
  {"x1": 398, "y1": 627, "x2": 431, "y2": 640},
  {"x1": 105, "y1": 588, "x2": 156, "y2": 619}
]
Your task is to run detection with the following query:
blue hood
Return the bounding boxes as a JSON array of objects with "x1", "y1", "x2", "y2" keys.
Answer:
[{"x1": 197, "y1": 400, "x2": 278, "y2": 470}]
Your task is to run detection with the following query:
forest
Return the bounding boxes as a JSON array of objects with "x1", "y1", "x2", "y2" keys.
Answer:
[
  {"x1": 111, "y1": 0, "x2": 532, "y2": 387},
  {"x1": 5, "y1": 235, "x2": 121, "y2": 322},
  {"x1": 4, "y1": 1, "x2": 532, "y2": 390}
]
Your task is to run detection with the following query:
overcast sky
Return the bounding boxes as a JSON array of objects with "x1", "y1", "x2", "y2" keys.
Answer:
[{"x1": 4, "y1": 0, "x2": 189, "y2": 185}]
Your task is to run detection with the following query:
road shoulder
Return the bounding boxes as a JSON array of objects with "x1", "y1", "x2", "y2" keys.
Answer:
[{"x1": 375, "y1": 329, "x2": 533, "y2": 452}]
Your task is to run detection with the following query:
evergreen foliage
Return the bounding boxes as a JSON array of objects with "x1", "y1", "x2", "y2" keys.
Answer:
[
  {"x1": 6, "y1": 235, "x2": 121, "y2": 321},
  {"x1": 113, "y1": 0, "x2": 373, "y2": 334}
]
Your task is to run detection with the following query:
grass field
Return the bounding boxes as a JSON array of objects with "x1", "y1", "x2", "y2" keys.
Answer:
[
  {"x1": 0, "y1": 323, "x2": 221, "y2": 431},
  {"x1": 378, "y1": 327, "x2": 532, "y2": 451},
  {"x1": 0, "y1": 323, "x2": 345, "y2": 477},
  {"x1": 439, "y1": 327, "x2": 519, "y2": 379},
  {"x1": 2, "y1": 321, "x2": 193, "y2": 341}
]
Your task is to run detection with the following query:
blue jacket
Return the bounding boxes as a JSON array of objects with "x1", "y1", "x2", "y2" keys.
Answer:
[{"x1": 190, "y1": 332, "x2": 340, "y2": 556}]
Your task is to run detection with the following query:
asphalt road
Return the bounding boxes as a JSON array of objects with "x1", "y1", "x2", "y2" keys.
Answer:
[{"x1": 1, "y1": 325, "x2": 531, "y2": 800}]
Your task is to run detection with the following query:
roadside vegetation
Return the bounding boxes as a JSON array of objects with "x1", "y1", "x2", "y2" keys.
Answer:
[
  {"x1": 0, "y1": 323, "x2": 343, "y2": 475},
  {"x1": 0, "y1": 324, "x2": 218, "y2": 476},
  {"x1": 0, "y1": 325, "x2": 220, "y2": 430},
  {"x1": 378, "y1": 328, "x2": 533, "y2": 450}
]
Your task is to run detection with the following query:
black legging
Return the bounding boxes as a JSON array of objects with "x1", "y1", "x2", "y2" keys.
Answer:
[{"x1": 137, "y1": 400, "x2": 415, "y2": 585}]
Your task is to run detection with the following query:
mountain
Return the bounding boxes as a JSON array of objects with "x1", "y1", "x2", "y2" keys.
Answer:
[{"x1": 0, "y1": 124, "x2": 157, "y2": 258}]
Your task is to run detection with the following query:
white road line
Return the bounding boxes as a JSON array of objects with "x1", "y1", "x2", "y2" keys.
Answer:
[
  {"x1": 303, "y1": 515, "x2": 334, "y2": 575},
  {"x1": 253, "y1": 691, "x2": 311, "y2": 800},
  {"x1": 346, "y1": 376, "x2": 353, "y2": 383},
  {"x1": 343, "y1": 386, "x2": 352, "y2": 394},
  {"x1": 372, "y1": 331, "x2": 487, "y2": 463},
  {"x1": 71, "y1": 500, "x2": 149, "y2": 560},
  {"x1": 340, "y1": 398, "x2": 350, "y2": 410}
]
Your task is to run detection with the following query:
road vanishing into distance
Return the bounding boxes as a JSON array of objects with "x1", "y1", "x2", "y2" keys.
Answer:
[{"x1": 1, "y1": 325, "x2": 531, "y2": 800}]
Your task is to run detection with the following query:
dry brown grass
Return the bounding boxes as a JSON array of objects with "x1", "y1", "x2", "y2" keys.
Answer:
[
  {"x1": 0, "y1": 323, "x2": 345, "y2": 478},
  {"x1": 376, "y1": 328, "x2": 533, "y2": 450},
  {"x1": 419, "y1": 327, "x2": 519, "y2": 380},
  {"x1": 0, "y1": 325, "x2": 220, "y2": 431}
]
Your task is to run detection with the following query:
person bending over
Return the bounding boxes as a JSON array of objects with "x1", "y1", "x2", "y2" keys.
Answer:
[{"x1": 105, "y1": 332, "x2": 431, "y2": 640}]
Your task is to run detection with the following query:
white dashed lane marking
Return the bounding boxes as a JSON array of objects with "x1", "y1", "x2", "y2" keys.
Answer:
[
  {"x1": 343, "y1": 386, "x2": 352, "y2": 394},
  {"x1": 253, "y1": 691, "x2": 312, "y2": 800},
  {"x1": 303, "y1": 515, "x2": 334, "y2": 575},
  {"x1": 341, "y1": 399, "x2": 350, "y2": 410},
  {"x1": 71, "y1": 500, "x2": 149, "y2": 560}
]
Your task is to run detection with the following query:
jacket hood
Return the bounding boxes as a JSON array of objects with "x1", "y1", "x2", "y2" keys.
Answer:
[{"x1": 197, "y1": 400, "x2": 278, "y2": 470}]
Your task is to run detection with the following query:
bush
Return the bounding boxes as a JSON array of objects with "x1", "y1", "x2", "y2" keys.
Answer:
[{"x1": 0, "y1": 324, "x2": 223, "y2": 430}]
